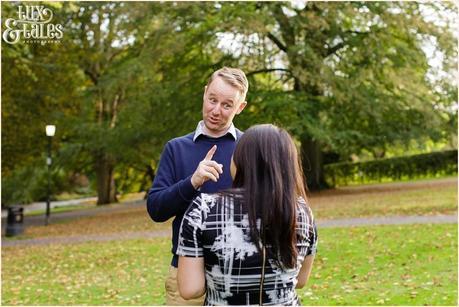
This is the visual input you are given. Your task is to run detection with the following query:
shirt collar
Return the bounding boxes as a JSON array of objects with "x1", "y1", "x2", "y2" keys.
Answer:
[{"x1": 193, "y1": 120, "x2": 237, "y2": 142}]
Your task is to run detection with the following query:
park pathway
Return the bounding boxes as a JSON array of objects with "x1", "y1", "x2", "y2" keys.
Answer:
[
  {"x1": 3, "y1": 177, "x2": 457, "y2": 248},
  {"x1": 2, "y1": 214, "x2": 456, "y2": 248}
]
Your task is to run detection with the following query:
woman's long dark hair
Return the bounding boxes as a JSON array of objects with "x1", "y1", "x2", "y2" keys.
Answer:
[{"x1": 231, "y1": 124, "x2": 308, "y2": 269}]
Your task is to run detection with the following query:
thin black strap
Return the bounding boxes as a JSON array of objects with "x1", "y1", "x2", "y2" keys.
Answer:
[{"x1": 259, "y1": 245, "x2": 266, "y2": 305}]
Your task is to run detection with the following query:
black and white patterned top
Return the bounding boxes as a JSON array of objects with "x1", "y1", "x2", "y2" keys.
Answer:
[{"x1": 177, "y1": 192, "x2": 318, "y2": 306}]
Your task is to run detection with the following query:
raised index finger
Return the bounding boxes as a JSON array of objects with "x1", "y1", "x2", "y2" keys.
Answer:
[{"x1": 204, "y1": 145, "x2": 217, "y2": 161}]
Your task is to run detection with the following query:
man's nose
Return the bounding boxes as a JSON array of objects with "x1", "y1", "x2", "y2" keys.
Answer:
[{"x1": 211, "y1": 104, "x2": 221, "y2": 115}]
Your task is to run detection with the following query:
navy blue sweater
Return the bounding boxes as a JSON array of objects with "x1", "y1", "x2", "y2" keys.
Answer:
[{"x1": 147, "y1": 130, "x2": 242, "y2": 267}]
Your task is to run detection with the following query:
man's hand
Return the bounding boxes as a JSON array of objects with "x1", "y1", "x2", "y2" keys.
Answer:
[{"x1": 191, "y1": 145, "x2": 223, "y2": 189}]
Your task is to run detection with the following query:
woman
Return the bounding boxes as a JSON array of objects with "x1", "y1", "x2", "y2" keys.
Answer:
[{"x1": 176, "y1": 124, "x2": 317, "y2": 305}]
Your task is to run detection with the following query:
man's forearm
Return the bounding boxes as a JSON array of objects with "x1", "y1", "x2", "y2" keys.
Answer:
[{"x1": 147, "y1": 176, "x2": 199, "y2": 222}]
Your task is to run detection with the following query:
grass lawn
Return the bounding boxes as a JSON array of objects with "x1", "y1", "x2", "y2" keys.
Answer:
[
  {"x1": 2, "y1": 223, "x2": 457, "y2": 305},
  {"x1": 13, "y1": 177, "x2": 457, "y2": 240},
  {"x1": 15, "y1": 207, "x2": 172, "y2": 240},
  {"x1": 310, "y1": 178, "x2": 457, "y2": 220},
  {"x1": 25, "y1": 203, "x2": 98, "y2": 216},
  {"x1": 25, "y1": 192, "x2": 146, "y2": 216}
]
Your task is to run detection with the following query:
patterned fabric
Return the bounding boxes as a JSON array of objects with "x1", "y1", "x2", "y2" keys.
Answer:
[{"x1": 177, "y1": 192, "x2": 318, "y2": 306}]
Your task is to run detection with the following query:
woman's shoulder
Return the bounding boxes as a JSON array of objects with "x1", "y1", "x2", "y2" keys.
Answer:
[
  {"x1": 296, "y1": 196, "x2": 311, "y2": 211},
  {"x1": 192, "y1": 192, "x2": 234, "y2": 209},
  {"x1": 192, "y1": 193, "x2": 219, "y2": 209},
  {"x1": 296, "y1": 197, "x2": 314, "y2": 221},
  {"x1": 190, "y1": 192, "x2": 239, "y2": 220},
  {"x1": 199, "y1": 189, "x2": 242, "y2": 202}
]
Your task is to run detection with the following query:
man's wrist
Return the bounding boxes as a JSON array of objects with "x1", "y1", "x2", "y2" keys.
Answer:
[
  {"x1": 190, "y1": 174, "x2": 200, "y2": 190},
  {"x1": 178, "y1": 176, "x2": 200, "y2": 201}
]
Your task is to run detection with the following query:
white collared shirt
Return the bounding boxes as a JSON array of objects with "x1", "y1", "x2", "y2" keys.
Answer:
[{"x1": 193, "y1": 120, "x2": 237, "y2": 142}]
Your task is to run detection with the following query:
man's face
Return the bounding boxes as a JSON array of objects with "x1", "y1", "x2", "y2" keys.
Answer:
[{"x1": 202, "y1": 77, "x2": 247, "y2": 137}]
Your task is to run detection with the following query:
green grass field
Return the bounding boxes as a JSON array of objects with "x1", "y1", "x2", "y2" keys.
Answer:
[
  {"x1": 2, "y1": 223, "x2": 457, "y2": 305},
  {"x1": 2, "y1": 178, "x2": 457, "y2": 305},
  {"x1": 311, "y1": 182, "x2": 457, "y2": 220},
  {"x1": 13, "y1": 178, "x2": 457, "y2": 240}
]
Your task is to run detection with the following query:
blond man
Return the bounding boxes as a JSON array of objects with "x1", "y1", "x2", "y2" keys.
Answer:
[{"x1": 147, "y1": 67, "x2": 249, "y2": 305}]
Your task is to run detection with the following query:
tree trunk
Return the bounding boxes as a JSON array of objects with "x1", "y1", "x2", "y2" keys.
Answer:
[
  {"x1": 300, "y1": 134, "x2": 328, "y2": 191},
  {"x1": 142, "y1": 165, "x2": 155, "y2": 199},
  {"x1": 95, "y1": 154, "x2": 117, "y2": 205}
]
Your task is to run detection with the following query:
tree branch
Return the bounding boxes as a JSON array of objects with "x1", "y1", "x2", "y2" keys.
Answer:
[
  {"x1": 272, "y1": 3, "x2": 296, "y2": 47},
  {"x1": 108, "y1": 48, "x2": 128, "y2": 63},
  {"x1": 326, "y1": 31, "x2": 372, "y2": 57},
  {"x1": 326, "y1": 42, "x2": 345, "y2": 57},
  {"x1": 267, "y1": 32, "x2": 288, "y2": 53},
  {"x1": 84, "y1": 68, "x2": 99, "y2": 85}
]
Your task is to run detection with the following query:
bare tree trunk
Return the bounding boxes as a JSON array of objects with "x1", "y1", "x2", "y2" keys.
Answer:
[
  {"x1": 95, "y1": 154, "x2": 117, "y2": 205},
  {"x1": 301, "y1": 134, "x2": 328, "y2": 191},
  {"x1": 142, "y1": 165, "x2": 156, "y2": 199}
]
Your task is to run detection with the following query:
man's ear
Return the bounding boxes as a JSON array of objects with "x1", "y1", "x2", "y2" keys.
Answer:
[
  {"x1": 203, "y1": 86, "x2": 208, "y2": 100},
  {"x1": 236, "y1": 101, "x2": 247, "y2": 115}
]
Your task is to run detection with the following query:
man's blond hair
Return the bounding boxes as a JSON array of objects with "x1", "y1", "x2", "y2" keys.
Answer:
[{"x1": 207, "y1": 67, "x2": 249, "y2": 103}]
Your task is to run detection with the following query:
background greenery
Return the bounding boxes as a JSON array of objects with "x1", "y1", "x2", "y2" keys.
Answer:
[
  {"x1": 325, "y1": 150, "x2": 458, "y2": 186},
  {"x1": 2, "y1": 3, "x2": 457, "y2": 305},
  {"x1": 1, "y1": 1, "x2": 457, "y2": 206}
]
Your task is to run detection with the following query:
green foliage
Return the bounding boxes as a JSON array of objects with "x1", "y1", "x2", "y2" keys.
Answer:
[
  {"x1": 2, "y1": 2, "x2": 457, "y2": 201},
  {"x1": 324, "y1": 150, "x2": 457, "y2": 186},
  {"x1": 220, "y1": 1, "x2": 457, "y2": 157},
  {"x1": 1, "y1": 1, "x2": 84, "y2": 178},
  {"x1": 2, "y1": 2, "x2": 227, "y2": 203},
  {"x1": 1, "y1": 161, "x2": 72, "y2": 206}
]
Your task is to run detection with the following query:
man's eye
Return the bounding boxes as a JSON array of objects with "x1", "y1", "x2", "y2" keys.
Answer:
[
  {"x1": 223, "y1": 104, "x2": 232, "y2": 109},
  {"x1": 210, "y1": 98, "x2": 217, "y2": 103}
]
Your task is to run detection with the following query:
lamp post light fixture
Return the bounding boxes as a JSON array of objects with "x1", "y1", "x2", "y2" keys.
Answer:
[{"x1": 45, "y1": 125, "x2": 56, "y2": 225}]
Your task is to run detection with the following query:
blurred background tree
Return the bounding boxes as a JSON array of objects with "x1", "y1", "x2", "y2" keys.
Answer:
[
  {"x1": 2, "y1": 1, "x2": 457, "y2": 205},
  {"x1": 210, "y1": 1, "x2": 457, "y2": 189}
]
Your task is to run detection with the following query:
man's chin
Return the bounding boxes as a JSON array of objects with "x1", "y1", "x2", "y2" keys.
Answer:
[
  {"x1": 204, "y1": 122, "x2": 227, "y2": 135},
  {"x1": 205, "y1": 121, "x2": 221, "y2": 131}
]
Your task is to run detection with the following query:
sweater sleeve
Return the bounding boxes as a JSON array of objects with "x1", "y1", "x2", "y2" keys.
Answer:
[{"x1": 146, "y1": 142, "x2": 200, "y2": 222}]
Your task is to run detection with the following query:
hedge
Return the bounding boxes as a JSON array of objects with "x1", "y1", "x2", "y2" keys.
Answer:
[{"x1": 324, "y1": 150, "x2": 458, "y2": 187}]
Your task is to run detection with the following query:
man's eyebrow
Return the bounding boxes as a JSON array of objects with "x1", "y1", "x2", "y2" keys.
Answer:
[{"x1": 208, "y1": 93, "x2": 234, "y2": 103}]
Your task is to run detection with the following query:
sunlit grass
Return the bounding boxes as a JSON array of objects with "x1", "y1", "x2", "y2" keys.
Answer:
[
  {"x1": 2, "y1": 238, "x2": 170, "y2": 305},
  {"x1": 2, "y1": 224, "x2": 457, "y2": 305},
  {"x1": 9, "y1": 178, "x2": 457, "y2": 240},
  {"x1": 299, "y1": 223, "x2": 458, "y2": 305},
  {"x1": 310, "y1": 180, "x2": 457, "y2": 220},
  {"x1": 22, "y1": 207, "x2": 172, "y2": 239}
]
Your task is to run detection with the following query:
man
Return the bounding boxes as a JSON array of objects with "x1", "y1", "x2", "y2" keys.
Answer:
[{"x1": 147, "y1": 67, "x2": 248, "y2": 305}]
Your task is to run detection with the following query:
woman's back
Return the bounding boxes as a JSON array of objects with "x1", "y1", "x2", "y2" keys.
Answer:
[{"x1": 177, "y1": 192, "x2": 317, "y2": 306}]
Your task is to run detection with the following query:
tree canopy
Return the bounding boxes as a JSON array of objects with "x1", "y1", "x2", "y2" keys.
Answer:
[{"x1": 2, "y1": 1, "x2": 457, "y2": 204}]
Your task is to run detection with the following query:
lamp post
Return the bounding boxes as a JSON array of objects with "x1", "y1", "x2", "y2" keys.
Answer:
[{"x1": 45, "y1": 125, "x2": 56, "y2": 225}]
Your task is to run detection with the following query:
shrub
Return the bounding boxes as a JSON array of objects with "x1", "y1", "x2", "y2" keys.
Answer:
[{"x1": 325, "y1": 150, "x2": 457, "y2": 186}]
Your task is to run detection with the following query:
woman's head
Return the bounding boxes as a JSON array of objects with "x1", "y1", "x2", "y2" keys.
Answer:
[
  {"x1": 230, "y1": 124, "x2": 307, "y2": 269},
  {"x1": 231, "y1": 124, "x2": 306, "y2": 199}
]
